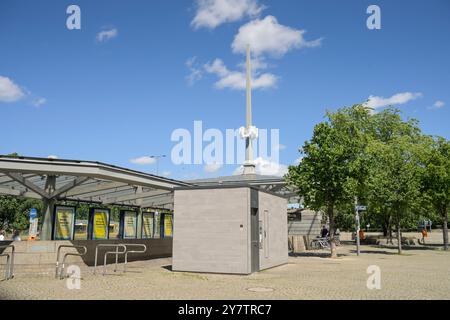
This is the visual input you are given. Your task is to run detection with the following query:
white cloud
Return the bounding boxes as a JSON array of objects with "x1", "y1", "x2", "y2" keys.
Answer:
[
  {"x1": 161, "y1": 171, "x2": 171, "y2": 177},
  {"x1": 0, "y1": 76, "x2": 25, "y2": 103},
  {"x1": 47, "y1": 155, "x2": 58, "y2": 159},
  {"x1": 32, "y1": 97, "x2": 47, "y2": 107},
  {"x1": 204, "y1": 58, "x2": 229, "y2": 77},
  {"x1": 189, "y1": 7, "x2": 322, "y2": 91},
  {"x1": 204, "y1": 162, "x2": 223, "y2": 173},
  {"x1": 428, "y1": 100, "x2": 445, "y2": 110},
  {"x1": 96, "y1": 28, "x2": 118, "y2": 43},
  {"x1": 232, "y1": 16, "x2": 322, "y2": 57},
  {"x1": 182, "y1": 172, "x2": 200, "y2": 180},
  {"x1": 365, "y1": 92, "x2": 423, "y2": 110},
  {"x1": 204, "y1": 58, "x2": 277, "y2": 90},
  {"x1": 185, "y1": 56, "x2": 203, "y2": 86},
  {"x1": 191, "y1": 0, "x2": 264, "y2": 29},
  {"x1": 434, "y1": 100, "x2": 445, "y2": 108},
  {"x1": 129, "y1": 156, "x2": 156, "y2": 165},
  {"x1": 233, "y1": 157, "x2": 288, "y2": 177}
]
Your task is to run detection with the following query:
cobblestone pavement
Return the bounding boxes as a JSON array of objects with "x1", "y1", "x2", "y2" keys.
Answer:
[{"x1": 1, "y1": 245, "x2": 449, "y2": 300}]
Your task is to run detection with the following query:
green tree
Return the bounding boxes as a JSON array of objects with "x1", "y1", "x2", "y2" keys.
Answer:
[
  {"x1": 365, "y1": 108, "x2": 425, "y2": 245},
  {"x1": 421, "y1": 136, "x2": 449, "y2": 250},
  {"x1": 4, "y1": 152, "x2": 19, "y2": 158},
  {"x1": 0, "y1": 196, "x2": 43, "y2": 233},
  {"x1": 366, "y1": 134, "x2": 423, "y2": 254},
  {"x1": 0, "y1": 196, "x2": 21, "y2": 231},
  {"x1": 287, "y1": 105, "x2": 434, "y2": 256},
  {"x1": 286, "y1": 104, "x2": 371, "y2": 258}
]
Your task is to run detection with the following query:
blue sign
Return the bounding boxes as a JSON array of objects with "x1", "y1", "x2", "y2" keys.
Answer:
[{"x1": 29, "y1": 208, "x2": 37, "y2": 219}]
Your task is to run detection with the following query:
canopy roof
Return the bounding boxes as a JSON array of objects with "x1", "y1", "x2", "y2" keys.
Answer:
[
  {"x1": 187, "y1": 174, "x2": 298, "y2": 202},
  {"x1": 0, "y1": 155, "x2": 191, "y2": 209},
  {"x1": 0, "y1": 155, "x2": 299, "y2": 208}
]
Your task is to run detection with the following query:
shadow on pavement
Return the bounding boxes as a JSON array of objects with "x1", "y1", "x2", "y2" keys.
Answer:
[
  {"x1": 349, "y1": 249, "x2": 398, "y2": 255},
  {"x1": 289, "y1": 252, "x2": 349, "y2": 258},
  {"x1": 372, "y1": 244, "x2": 443, "y2": 251},
  {"x1": 162, "y1": 265, "x2": 172, "y2": 271}
]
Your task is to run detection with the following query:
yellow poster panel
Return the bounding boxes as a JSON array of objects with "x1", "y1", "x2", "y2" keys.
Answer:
[
  {"x1": 54, "y1": 206, "x2": 75, "y2": 240},
  {"x1": 164, "y1": 214, "x2": 173, "y2": 237},
  {"x1": 123, "y1": 211, "x2": 137, "y2": 239},
  {"x1": 142, "y1": 213, "x2": 154, "y2": 239},
  {"x1": 93, "y1": 209, "x2": 109, "y2": 240}
]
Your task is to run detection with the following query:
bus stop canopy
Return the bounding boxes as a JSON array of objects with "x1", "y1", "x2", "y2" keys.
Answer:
[
  {"x1": 0, "y1": 155, "x2": 298, "y2": 239},
  {"x1": 0, "y1": 155, "x2": 192, "y2": 239},
  {"x1": 0, "y1": 155, "x2": 191, "y2": 206}
]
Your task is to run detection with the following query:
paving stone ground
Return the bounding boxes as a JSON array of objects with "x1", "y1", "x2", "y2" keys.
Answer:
[{"x1": 0, "y1": 244, "x2": 449, "y2": 300}]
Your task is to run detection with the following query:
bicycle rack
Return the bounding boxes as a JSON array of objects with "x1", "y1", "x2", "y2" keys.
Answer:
[
  {"x1": 94, "y1": 244, "x2": 127, "y2": 276},
  {"x1": 0, "y1": 245, "x2": 15, "y2": 280},
  {"x1": 310, "y1": 237, "x2": 330, "y2": 250},
  {"x1": 123, "y1": 244, "x2": 147, "y2": 273},
  {"x1": 55, "y1": 245, "x2": 87, "y2": 280}
]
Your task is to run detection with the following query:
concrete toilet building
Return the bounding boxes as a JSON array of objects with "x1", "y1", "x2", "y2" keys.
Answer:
[
  {"x1": 172, "y1": 186, "x2": 288, "y2": 274},
  {"x1": 172, "y1": 46, "x2": 289, "y2": 274}
]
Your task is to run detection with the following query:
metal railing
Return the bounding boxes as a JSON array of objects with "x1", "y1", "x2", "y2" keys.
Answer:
[
  {"x1": 0, "y1": 245, "x2": 15, "y2": 280},
  {"x1": 123, "y1": 244, "x2": 147, "y2": 272},
  {"x1": 94, "y1": 244, "x2": 126, "y2": 276},
  {"x1": 0, "y1": 253, "x2": 10, "y2": 280},
  {"x1": 55, "y1": 245, "x2": 87, "y2": 280}
]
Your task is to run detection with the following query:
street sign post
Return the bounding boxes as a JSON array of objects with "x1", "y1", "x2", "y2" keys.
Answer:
[
  {"x1": 29, "y1": 208, "x2": 37, "y2": 219},
  {"x1": 354, "y1": 202, "x2": 367, "y2": 256}
]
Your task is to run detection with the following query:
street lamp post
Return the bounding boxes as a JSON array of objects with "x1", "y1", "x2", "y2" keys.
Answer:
[
  {"x1": 355, "y1": 198, "x2": 367, "y2": 257},
  {"x1": 149, "y1": 155, "x2": 166, "y2": 176},
  {"x1": 355, "y1": 203, "x2": 361, "y2": 256}
]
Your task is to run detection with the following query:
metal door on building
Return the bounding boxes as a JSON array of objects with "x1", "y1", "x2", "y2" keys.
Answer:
[
  {"x1": 251, "y1": 208, "x2": 260, "y2": 273},
  {"x1": 264, "y1": 210, "x2": 269, "y2": 258}
]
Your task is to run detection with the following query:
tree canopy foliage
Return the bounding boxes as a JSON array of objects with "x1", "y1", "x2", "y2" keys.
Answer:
[{"x1": 286, "y1": 105, "x2": 449, "y2": 256}]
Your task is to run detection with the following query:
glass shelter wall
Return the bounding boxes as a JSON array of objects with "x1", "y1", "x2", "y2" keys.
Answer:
[{"x1": 51, "y1": 205, "x2": 173, "y2": 240}]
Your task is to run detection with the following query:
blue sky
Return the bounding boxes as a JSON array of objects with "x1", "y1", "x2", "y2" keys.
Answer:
[{"x1": 1, "y1": 0, "x2": 449, "y2": 180}]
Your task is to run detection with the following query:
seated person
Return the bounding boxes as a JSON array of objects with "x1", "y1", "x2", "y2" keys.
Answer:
[
  {"x1": 320, "y1": 226, "x2": 329, "y2": 238},
  {"x1": 359, "y1": 229, "x2": 366, "y2": 240}
]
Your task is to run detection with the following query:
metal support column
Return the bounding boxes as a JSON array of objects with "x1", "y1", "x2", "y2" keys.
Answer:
[
  {"x1": 355, "y1": 197, "x2": 361, "y2": 256},
  {"x1": 40, "y1": 175, "x2": 56, "y2": 240},
  {"x1": 136, "y1": 186, "x2": 143, "y2": 239}
]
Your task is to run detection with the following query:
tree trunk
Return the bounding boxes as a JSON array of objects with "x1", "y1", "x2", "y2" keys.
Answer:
[
  {"x1": 328, "y1": 205, "x2": 337, "y2": 258},
  {"x1": 397, "y1": 221, "x2": 402, "y2": 255},
  {"x1": 443, "y1": 208, "x2": 449, "y2": 251},
  {"x1": 387, "y1": 216, "x2": 393, "y2": 244},
  {"x1": 382, "y1": 223, "x2": 388, "y2": 237}
]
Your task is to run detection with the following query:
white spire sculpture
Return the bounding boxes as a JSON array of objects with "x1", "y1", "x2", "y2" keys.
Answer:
[{"x1": 239, "y1": 45, "x2": 258, "y2": 175}]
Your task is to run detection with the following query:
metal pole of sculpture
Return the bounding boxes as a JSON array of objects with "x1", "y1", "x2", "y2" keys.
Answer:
[{"x1": 243, "y1": 45, "x2": 257, "y2": 175}]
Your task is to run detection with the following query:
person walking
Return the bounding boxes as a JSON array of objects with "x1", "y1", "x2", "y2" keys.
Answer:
[
  {"x1": 421, "y1": 228, "x2": 428, "y2": 244},
  {"x1": 335, "y1": 228, "x2": 341, "y2": 246},
  {"x1": 0, "y1": 230, "x2": 5, "y2": 241},
  {"x1": 12, "y1": 230, "x2": 21, "y2": 241}
]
